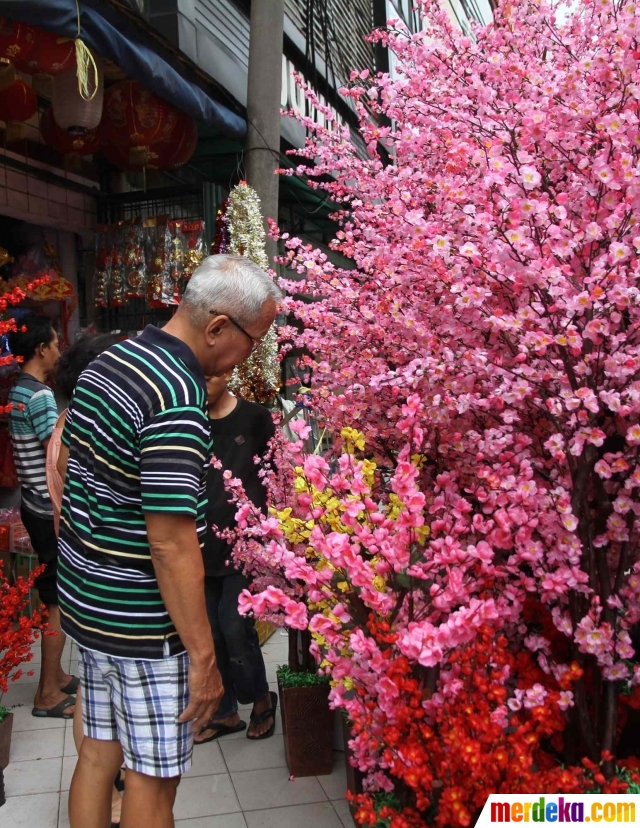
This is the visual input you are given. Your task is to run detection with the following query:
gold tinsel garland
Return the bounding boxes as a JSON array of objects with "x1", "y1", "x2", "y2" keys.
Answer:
[{"x1": 216, "y1": 182, "x2": 280, "y2": 403}]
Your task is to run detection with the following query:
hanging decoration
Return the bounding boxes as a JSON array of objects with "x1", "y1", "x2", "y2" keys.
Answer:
[
  {"x1": 101, "y1": 112, "x2": 197, "y2": 173},
  {"x1": 70, "y1": 0, "x2": 100, "y2": 107},
  {"x1": 94, "y1": 225, "x2": 112, "y2": 308},
  {"x1": 40, "y1": 106, "x2": 100, "y2": 156},
  {"x1": 15, "y1": 28, "x2": 76, "y2": 76},
  {"x1": 166, "y1": 220, "x2": 185, "y2": 304},
  {"x1": 0, "y1": 79, "x2": 38, "y2": 142},
  {"x1": 181, "y1": 220, "x2": 205, "y2": 277},
  {"x1": 212, "y1": 197, "x2": 230, "y2": 254},
  {"x1": 122, "y1": 219, "x2": 146, "y2": 300},
  {"x1": 144, "y1": 216, "x2": 170, "y2": 308},
  {"x1": 0, "y1": 19, "x2": 35, "y2": 63},
  {"x1": 0, "y1": 18, "x2": 35, "y2": 96},
  {"x1": 109, "y1": 222, "x2": 127, "y2": 307},
  {"x1": 99, "y1": 81, "x2": 197, "y2": 173},
  {"x1": 94, "y1": 215, "x2": 205, "y2": 309},
  {"x1": 212, "y1": 181, "x2": 280, "y2": 403},
  {"x1": 163, "y1": 115, "x2": 198, "y2": 169},
  {"x1": 51, "y1": 55, "x2": 103, "y2": 134},
  {"x1": 100, "y1": 81, "x2": 175, "y2": 161}
]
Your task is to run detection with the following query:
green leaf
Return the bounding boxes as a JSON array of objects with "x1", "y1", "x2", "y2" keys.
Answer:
[{"x1": 276, "y1": 665, "x2": 331, "y2": 688}]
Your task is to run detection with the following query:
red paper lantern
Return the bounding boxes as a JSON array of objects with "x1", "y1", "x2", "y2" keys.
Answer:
[
  {"x1": 15, "y1": 28, "x2": 75, "y2": 76},
  {"x1": 0, "y1": 18, "x2": 35, "y2": 62},
  {"x1": 0, "y1": 79, "x2": 37, "y2": 123},
  {"x1": 102, "y1": 110, "x2": 198, "y2": 172},
  {"x1": 162, "y1": 114, "x2": 198, "y2": 169},
  {"x1": 40, "y1": 107, "x2": 100, "y2": 156},
  {"x1": 99, "y1": 81, "x2": 177, "y2": 150}
]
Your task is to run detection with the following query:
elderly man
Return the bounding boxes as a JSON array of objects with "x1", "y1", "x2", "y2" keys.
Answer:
[{"x1": 57, "y1": 255, "x2": 281, "y2": 828}]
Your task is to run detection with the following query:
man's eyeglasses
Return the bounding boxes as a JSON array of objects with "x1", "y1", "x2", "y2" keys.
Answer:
[{"x1": 210, "y1": 309, "x2": 260, "y2": 352}]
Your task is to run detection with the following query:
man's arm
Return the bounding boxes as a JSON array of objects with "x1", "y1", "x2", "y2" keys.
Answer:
[
  {"x1": 145, "y1": 512, "x2": 223, "y2": 732},
  {"x1": 28, "y1": 387, "x2": 58, "y2": 450}
]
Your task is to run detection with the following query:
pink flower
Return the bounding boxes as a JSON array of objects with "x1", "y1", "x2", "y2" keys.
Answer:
[
  {"x1": 558, "y1": 691, "x2": 574, "y2": 711},
  {"x1": 610, "y1": 242, "x2": 631, "y2": 263},
  {"x1": 626, "y1": 425, "x2": 640, "y2": 445},
  {"x1": 520, "y1": 166, "x2": 541, "y2": 190},
  {"x1": 524, "y1": 683, "x2": 548, "y2": 709}
]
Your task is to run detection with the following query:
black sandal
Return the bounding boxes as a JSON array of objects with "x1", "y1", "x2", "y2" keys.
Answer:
[
  {"x1": 195, "y1": 719, "x2": 247, "y2": 744},
  {"x1": 247, "y1": 691, "x2": 278, "y2": 741},
  {"x1": 31, "y1": 696, "x2": 76, "y2": 719},
  {"x1": 60, "y1": 676, "x2": 80, "y2": 695}
]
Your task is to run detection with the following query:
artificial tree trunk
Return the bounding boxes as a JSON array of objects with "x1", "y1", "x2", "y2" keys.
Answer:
[{"x1": 0, "y1": 712, "x2": 13, "y2": 808}]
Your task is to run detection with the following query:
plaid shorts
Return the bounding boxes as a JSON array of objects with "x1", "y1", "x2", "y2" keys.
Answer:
[{"x1": 78, "y1": 646, "x2": 193, "y2": 778}]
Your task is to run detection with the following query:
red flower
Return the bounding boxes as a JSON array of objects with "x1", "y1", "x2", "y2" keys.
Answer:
[{"x1": 0, "y1": 562, "x2": 48, "y2": 693}]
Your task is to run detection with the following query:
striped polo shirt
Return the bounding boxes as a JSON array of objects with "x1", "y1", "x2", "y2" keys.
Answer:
[
  {"x1": 8, "y1": 373, "x2": 58, "y2": 517},
  {"x1": 58, "y1": 326, "x2": 212, "y2": 659}
]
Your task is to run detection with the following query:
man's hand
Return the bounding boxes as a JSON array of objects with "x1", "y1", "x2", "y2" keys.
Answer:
[
  {"x1": 179, "y1": 656, "x2": 225, "y2": 734},
  {"x1": 146, "y1": 513, "x2": 224, "y2": 733}
]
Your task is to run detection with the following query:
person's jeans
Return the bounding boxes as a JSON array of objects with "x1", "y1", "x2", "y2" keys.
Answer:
[{"x1": 204, "y1": 572, "x2": 270, "y2": 720}]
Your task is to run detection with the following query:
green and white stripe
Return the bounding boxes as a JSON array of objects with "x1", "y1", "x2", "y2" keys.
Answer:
[{"x1": 58, "y1": 326, "x2": 211, "y2": 659}]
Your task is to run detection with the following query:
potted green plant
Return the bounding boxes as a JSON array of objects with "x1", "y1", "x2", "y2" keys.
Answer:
[
  {"x1": 276, "y1": 629, "x2": 334, "y2": 777},
  {"x1": 0, "y1": 562, "x2": 45, "y2": 807},
  {"x1": 277, "y1": 664, "x2": 334, "y2": 777}
]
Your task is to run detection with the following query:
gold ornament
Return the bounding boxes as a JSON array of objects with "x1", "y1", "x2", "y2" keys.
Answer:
[{"x1": 224, "y1": 182, "x2": 280, "y2": 403}]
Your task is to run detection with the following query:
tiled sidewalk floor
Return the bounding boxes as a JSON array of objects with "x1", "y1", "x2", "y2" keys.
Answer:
[{"x1": 1, "y1": 630, "x2": 355, "y2": 827}]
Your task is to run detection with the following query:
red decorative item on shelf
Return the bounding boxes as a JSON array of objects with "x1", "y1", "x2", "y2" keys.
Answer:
[
  {"x1": 99, "y1": 81, "x2": 177, "y2": 158},
  {"x1": 14, "y1": 27, "x2": 75, "y2": 76},
  {"x1": 0, "y1": 18, "x2": 35, "y2": 62},
  {"x1": 40, "y1": 107, "x2": 100, "y2": 156},
  {"x1": 0, "y1": 79, "x2": 37, "y2": 123}
]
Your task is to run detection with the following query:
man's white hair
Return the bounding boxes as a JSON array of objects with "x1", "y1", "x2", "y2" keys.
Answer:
[{"x1": 180, "y1": 254, "x2": 282, "y2": 328}]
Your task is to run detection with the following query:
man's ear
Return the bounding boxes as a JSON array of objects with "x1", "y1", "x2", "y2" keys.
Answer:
[{"x1": 205, "y1": 314, "x2": 226, "y2": 346}]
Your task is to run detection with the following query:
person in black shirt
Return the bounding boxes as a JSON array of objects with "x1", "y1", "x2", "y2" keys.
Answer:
[{"x1": 195, "y1": 374, "x2": 276, "y2": 743}]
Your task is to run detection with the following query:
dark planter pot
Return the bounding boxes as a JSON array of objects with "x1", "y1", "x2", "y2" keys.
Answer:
[
  {"x1": 278, "y1": 680, "x2": 334, "y2": 777},
  {"x1": 0, "y1": 713, "x2": 12, "y2": 770}
]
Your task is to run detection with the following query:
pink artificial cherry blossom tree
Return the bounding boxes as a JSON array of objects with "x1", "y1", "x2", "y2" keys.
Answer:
[{"x1": 233, "y1": 0, "x2": 640, "y2": 806}]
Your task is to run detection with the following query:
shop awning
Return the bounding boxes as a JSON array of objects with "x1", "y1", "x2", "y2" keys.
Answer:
[{"x1": 0, "y1": 0, "x2": 247, "y2": 141}]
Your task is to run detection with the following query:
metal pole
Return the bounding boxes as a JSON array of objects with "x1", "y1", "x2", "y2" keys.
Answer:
[{"x1": 245, "y1": 0, "x2": 285, "y2": 266}]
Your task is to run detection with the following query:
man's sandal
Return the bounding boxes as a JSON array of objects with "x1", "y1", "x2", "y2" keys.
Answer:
[
  {"x1": 247, "y1": 691, "x2": 278, "y2": 741},
  {"x1": 195, "y1": 720, "x2": 247, "y2": 745},
  {"x1": 60, "y1": 676, "x2": 80, "y2": 695},
  {"x1": 32, "y1": 696, "x2": 75, "y2": 718}
]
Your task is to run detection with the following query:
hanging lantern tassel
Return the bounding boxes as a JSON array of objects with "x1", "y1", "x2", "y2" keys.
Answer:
[
  {"x1": 74, "y1": 38, "x2": 98, "y2": 102},
  {"x1": 52, "y1": 2, "x2": 102, "y2": 135},
  {"x1": 224, "y1": 182, "x2": 280, "y2": 403}
]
